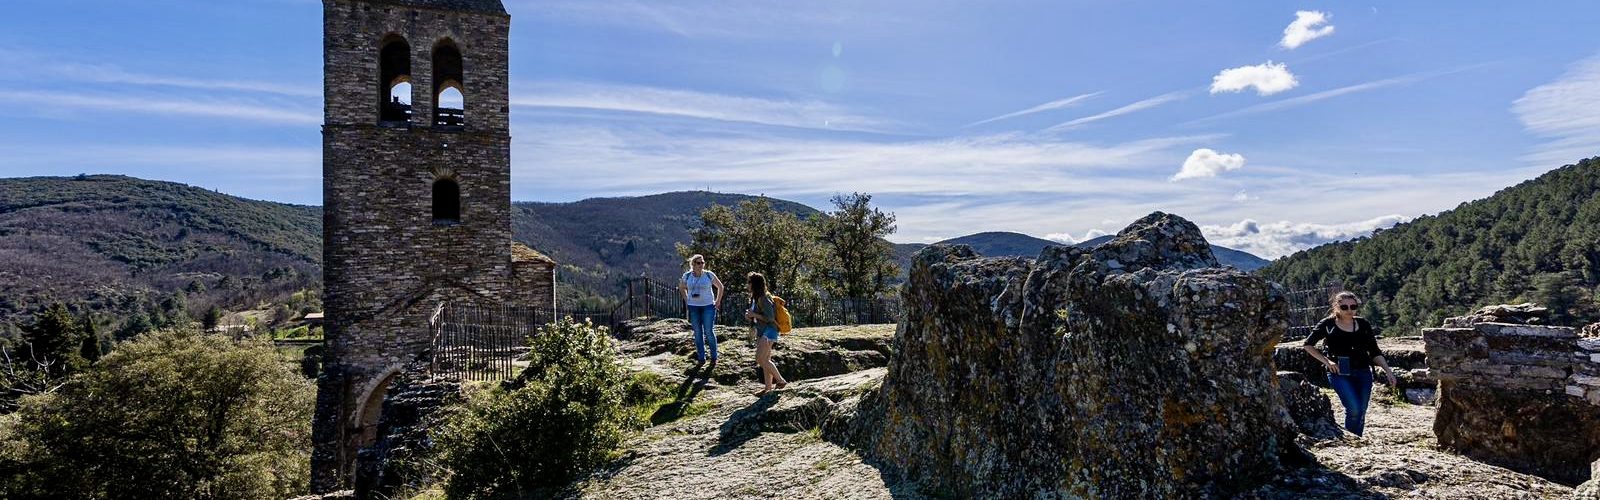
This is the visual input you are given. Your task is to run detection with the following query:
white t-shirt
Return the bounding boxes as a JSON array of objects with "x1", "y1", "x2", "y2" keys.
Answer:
[{"x1": 682, "y1": 270, "x2": 717, "y2": 307}]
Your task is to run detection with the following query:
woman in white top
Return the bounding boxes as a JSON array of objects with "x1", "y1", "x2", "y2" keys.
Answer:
[{"x1": 679, "y1": 254, "x2": 724, "y2": 365}]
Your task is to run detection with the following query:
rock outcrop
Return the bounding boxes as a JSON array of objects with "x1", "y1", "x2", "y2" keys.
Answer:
[
  {"x1": 1276, "y1": 371, "x2": 1342, "y2": 440},
  {"x1": 1442, "y1": 303, "x2": 1550, "y2": 327},
  {"x1": 1425, "y1": 321, "x2": 1600, "y2": 485},
  {"x1": 839, "y1": 212, "x2": 1303, "y2": 498},
  {"x1": 614, "y1": 318, "x2": 894, "y2": 386}
]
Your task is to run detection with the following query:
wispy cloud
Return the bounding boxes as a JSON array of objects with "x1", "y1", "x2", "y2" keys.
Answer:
[
  {"x1": 511, "y1": 81, "x2": 893, "y2": 132},
  {"x1": 1513, "y1": 52, "x2": 1600, "y2": 166},
  {"x1": 1210, "y1": 61, "x2": 1298, "y2": 96},
  {"x1": 1191, "y1": 66, "x2": 1485, "y2": 124},
  {"x1": 0, "y1": 90, "x2": 320, "y2": 125},
  {"x1": 965, "y1": 92, "x2": 1102, "y2": 127},
  {"x1": 0, "y1": 48, "x2": 318, "y2": 97},
  {"x1": 510, "y1": 0, "x2": 923, "y2": 39},
  {"x1": 512, "y1": 121, "x2": 1219, "y2": 198},
  {"x1": 1280, "y1": 11, "x2": 1335, "y2": 50},
  {"x1": 1044, "y1": 91, "x2": 1191, "y2": 131}
]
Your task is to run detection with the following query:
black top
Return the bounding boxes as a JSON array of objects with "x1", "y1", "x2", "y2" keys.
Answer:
[{"x1": 1304, "y1": 317, "x2": 1383, "y2": 369}]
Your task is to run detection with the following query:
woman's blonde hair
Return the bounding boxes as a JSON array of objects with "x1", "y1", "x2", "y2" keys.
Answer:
[
  {"x1": 1327, "y1": 291, "x2": 1361, "y2": 318},
  {"x1": 686, "y1": 254, "x2": 705, "y2": 266}
]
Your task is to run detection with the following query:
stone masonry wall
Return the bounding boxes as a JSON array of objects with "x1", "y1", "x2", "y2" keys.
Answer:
[
  {"x1": 1424, "y1": 322, "x2": 1600, "y2": 485},
  {"x1": 314, "y1": 0, "x2": 514, "y2": 492}
]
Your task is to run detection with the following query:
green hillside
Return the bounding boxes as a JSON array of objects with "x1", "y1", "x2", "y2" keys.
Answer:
[
  {"x1": 1260, "y1": 157, "x2": 1600, "y2": 334},
  {"x1": 0, "y1": 175, "x2": 322, "y2": 334}
]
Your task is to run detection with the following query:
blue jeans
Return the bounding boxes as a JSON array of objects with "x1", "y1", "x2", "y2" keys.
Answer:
[
  {"x1": 1328, "y1": 368, "x2": 1374, "y2": 436},
  {"x1": 688, "y1": 305, "x2": 718, "y2": 361}
]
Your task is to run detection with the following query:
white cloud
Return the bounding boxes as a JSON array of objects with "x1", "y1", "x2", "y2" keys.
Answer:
[
  {"x1": 1201, "y1": 215, "x2": 1409, "y2": 259},
  {"x1": 1045, "y1": 91, "x2": 1190, "y2": 131},
  {"x1": 1172, "y1": 148, "x2": 1245, "y2": 181},
  {"x1": 1280, "y1": 11, "x2": 1335, "y2": 50},
  {"x1": 1232, "y1": 190, "x2": 1256, "y2": 202},
  {"x1": 0, "y1": 90, "x2": 320, "y2": 125},
  {"x1": 1512, "y1": 52, "x2": 1600, "y2": 166},
  {"x1": 1193, "y1": 65, "x2": 1486, "y2": 124},
  {"x1": 512, "y1": 81, "x2": 892, "y2": 132},
  {"x1": 966, "y1": 91, "x2": 1102, "y2": 127},
  {"x1": 1210, "y1": 61, "x2": 1298, "y2": 96},
  {"x1": 1045, "y1": 229, "x2": 1111, "y2": 245}
]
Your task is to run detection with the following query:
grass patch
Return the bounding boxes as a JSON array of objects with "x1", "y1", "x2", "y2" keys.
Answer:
[{"x1": 621, "y1": 370, "x2": 714, "y2": 428}]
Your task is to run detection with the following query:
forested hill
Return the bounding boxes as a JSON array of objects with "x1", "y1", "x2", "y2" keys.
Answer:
[
  {"x1": 0, "y1": 175, "x2": 322, "y2": 330},
  {"x1": 511, "y1": 192, "x2": 819, "y2": 302},
  {"x1": 1259, "y1": 157, "x2": 1600, "y2": 334}
]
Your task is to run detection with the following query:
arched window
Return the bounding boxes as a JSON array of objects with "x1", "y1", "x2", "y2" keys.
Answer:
[
  {"x1": 379, "y1": 35, "x2": 412, "y2": 123},
  {"x1": 433, "y1": 41, "x2": 464, "y2": 128},
  {"x1": 432, "y1": 178, "x2": 460, "y2": 223}
]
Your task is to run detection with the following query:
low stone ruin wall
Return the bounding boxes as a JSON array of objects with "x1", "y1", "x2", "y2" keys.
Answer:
[{"x1": 1424, "y1": 321, "x2": 1600, "y2": 485}]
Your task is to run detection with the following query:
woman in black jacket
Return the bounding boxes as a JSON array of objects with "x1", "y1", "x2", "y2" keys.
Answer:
[{"x1": 1300, "y1": 291, "x2": 1398, "y2": 436}]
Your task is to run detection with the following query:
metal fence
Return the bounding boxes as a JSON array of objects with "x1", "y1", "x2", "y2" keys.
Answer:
[
  {"x1": 429, "y1": 302, "x2": 541, "y2": 382},
  {"x1": 1282, "y1": 281, "x2": 1344, "y2": 341}
]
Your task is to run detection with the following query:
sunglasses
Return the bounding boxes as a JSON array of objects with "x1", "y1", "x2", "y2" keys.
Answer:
[{"x1": 1339, "y1": 303, "x2": 1359, "y2": 311}]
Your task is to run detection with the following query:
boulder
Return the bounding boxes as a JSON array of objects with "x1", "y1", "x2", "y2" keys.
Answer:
[
  {"x1": 1277, "y1": 371, "x2": 1341, "y2": 440},
  {"x1": 842, "y1": 212, "x2": 1303, "y2": 498}
]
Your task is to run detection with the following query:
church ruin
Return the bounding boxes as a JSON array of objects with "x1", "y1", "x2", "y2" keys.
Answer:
[{"x1": 311, "y1": 0, "x2": 552, "y2": 491}]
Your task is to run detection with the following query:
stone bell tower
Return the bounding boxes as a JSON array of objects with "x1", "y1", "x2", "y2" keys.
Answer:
[{"x1": 311, "y1": 0, "x2": 512, "y2": 491}]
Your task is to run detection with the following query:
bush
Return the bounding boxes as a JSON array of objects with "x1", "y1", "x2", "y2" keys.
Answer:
[
  {"x1": 434, "y1": 318, "x2": 628, "y2": 498},
  {"x1": 1, "y1": 327, "x2": 314, "y2": 499}
]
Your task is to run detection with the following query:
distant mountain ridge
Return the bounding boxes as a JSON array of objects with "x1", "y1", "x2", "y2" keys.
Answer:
[{"x1": 892, "y1": 231, "x2": 1270, "y2": 272}]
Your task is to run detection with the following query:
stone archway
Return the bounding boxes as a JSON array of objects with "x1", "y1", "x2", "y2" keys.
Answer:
[{"x1": 350, "y1": 364, "x2": 404, "y2": 451}]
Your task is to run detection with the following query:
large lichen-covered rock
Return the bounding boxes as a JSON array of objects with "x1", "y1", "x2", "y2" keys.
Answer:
[{"x1": 842, "y1": 212, "x2": 1301, "y2": 498}]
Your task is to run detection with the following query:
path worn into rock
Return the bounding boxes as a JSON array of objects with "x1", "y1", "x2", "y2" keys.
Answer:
[
  {"x1": 565, "y1": 322, "x2": 907, "y2": 499},
  {"x1": 1250, "y1": 391, "x2": 1573, "y2": 499},
  {"x1": 569, "y1": 319, "x2": 1576, "y2": 499}
]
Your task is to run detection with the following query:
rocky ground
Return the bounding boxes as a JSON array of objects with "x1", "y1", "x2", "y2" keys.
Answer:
[{"x1": 562, "y1": 319, "x2": 1576, "y2": 499}]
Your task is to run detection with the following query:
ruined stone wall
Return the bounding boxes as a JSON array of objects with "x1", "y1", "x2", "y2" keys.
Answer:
[
  {"x1": 1425, "y1": 322, "x2": 1600, "y2": 485},
  {"x1": 314, "y1": 0, "x2": 513, "y2": 492}
]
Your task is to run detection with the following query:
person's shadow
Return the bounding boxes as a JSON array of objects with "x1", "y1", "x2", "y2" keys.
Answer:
[
  {"x1": 708, "y1": 394, "x2": 780, "y2": 456},
  {"x1": 650, "y1": 364, "x2": 711, "y2": 425}
]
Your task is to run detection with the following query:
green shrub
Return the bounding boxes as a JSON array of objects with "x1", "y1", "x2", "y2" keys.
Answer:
[
  {"x1": 2, "y1": 327, "x2": 314, "y2": 499},
  {"x1": 434, "y1": 318, "x2": 628, "y2": 498}
]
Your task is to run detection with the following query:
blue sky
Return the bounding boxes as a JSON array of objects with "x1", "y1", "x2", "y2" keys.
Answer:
[{"x1": 2, "y1": 0, "x2": 1598, "y2": 258}]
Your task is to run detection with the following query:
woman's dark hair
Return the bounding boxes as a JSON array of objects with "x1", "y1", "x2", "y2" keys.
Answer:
[
  {"x1": 746, "y1": 272, "x2": 768, "y2": 297},
  {"x1": 1326, "y1": 291, "x2": 1360, "y2": 319}
]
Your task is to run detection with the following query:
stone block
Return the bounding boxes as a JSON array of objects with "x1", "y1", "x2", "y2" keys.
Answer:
[{"x1": 1476, "y1": 322, "x2": 1577, "y2": 339}]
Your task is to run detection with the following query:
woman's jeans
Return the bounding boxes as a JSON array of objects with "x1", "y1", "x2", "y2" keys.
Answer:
[
  {"x1": 1328, "y1": 368, "x2": 1374, "y2": 436},
  {"x1": 687, "y1": 305, "x2": 718, "y2": 361}
]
